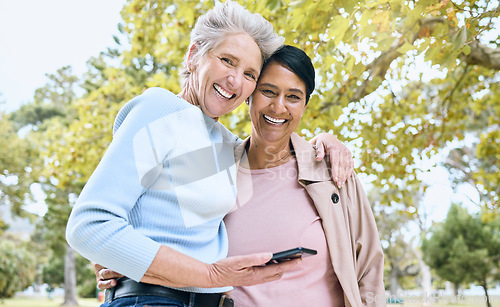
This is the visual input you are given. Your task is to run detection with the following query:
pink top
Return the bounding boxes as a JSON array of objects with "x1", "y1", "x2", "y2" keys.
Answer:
[{"x1": 224, "y1": 158, "x2": 344, "y2": 306}]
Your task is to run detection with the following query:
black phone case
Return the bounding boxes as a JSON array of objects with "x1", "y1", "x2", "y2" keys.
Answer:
[{"x1": 270, "y1": 247, "x2": 317, "y2": 262}]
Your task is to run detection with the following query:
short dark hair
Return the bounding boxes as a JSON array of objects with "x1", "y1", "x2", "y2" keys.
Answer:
[{"x1": 261, "y1": 45, "x2": 315, "y2": 104}]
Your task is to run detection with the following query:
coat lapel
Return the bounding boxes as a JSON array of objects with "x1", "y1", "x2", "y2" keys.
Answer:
[{"x1": 233, "y1": 137, "x2": 249, "y2": 170}]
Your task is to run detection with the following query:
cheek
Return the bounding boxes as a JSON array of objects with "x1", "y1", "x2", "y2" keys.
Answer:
[
  {"x1": 243, "y1": 81, "x2": 257, "y2": 97},
  {"x1": 249, "y1": 106, "x2": 259, "y2": 123},
  {"x1": 292, "y1": 106, "x2": 306, "y2": 121}
]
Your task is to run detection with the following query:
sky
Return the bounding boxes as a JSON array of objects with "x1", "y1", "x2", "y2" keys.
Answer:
[
  {"x1": 0, "y1": 0, "x2": 126, "y2": 112},
  {"x1": 0, "y1": 0, "x2": 481, "y2": 222},
  {"x1": 0, "y1": 0, "x2": 126, "y2": 216}
]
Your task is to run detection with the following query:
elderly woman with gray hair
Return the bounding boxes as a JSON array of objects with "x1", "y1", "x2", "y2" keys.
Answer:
[{"x1": 66, "y1": 2, "x2": 353, "y2": 307}]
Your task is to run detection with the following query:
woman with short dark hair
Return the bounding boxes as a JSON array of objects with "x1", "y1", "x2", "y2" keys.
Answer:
[{"x1": 226, "y1": 45, "x2": 385, "y2": 306}]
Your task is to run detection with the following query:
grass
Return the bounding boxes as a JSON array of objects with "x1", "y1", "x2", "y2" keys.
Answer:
[
  {"x1": 388, "y1": 304, "x2": 499, "y2": 307},
  {"x1": 0, "y1": 297, "x2": 101, "y2": 307},
  {"x1": 386, "y1": 295, "x2": 500, "y2": 307},
  {"x1": 2, "y1": 296, "x2": 499, "y2": 307}
]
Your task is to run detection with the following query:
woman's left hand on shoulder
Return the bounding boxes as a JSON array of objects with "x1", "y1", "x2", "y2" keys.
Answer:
[{"x1": 310, "y1": 133, "x2": 353, "y2": 188}]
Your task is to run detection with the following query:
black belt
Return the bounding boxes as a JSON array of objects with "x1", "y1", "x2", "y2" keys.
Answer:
[{"x1": 105, "y1": 277, "x2": 234, "y2": 307}]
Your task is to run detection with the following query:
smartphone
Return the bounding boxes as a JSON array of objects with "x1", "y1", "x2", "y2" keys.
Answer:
[{"x1": 268, "y1": 247, "x2": 317, "y2": 263}]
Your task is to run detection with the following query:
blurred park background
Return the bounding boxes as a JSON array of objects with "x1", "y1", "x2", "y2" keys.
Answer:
[{"x1": 0, "y1": 0, "x2": 499, "y2": 306}]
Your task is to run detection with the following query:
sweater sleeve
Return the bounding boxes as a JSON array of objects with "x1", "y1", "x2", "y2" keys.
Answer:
[
  {"x1": 65, "y1": 88, "x2": 178, "y2": 281},
  {"x1": 345, "y1": 173, "x2": 386, "y2": 306},
  {"x1": 217, "y1": 121, "x2": 243, "y2": 148}
]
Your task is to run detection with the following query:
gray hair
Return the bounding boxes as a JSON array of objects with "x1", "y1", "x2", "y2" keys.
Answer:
[{"x1": 180, "y1": 0, "x2": 284, "y2": 88}]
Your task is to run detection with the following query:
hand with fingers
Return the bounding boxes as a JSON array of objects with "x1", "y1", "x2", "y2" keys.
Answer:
[
  {"x1": 94, "y1": 252, "x2": 300, "y2": 290},
  {"x1": 94, "y1": 263, "x2": 124, "y2": 290},
  {"x1": 310, "y1": 133, "x2": 354, "y2": 187},
  {"x1": 206, "y1": 253, "x2": 301, "y2": 288}
]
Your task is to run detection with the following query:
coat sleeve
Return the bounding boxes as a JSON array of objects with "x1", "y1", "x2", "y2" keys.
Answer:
[{"x1": 345, "y1": 173, "x2": 386, "y2": 306}]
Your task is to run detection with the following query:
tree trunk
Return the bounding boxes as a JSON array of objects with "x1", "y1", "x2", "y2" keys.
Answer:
[
  {"x1": 415, "y1": 248, "x2": 433, "y2": 305},
  {"x1": 453, "y1": 282, "x2": 459, "y2": 297},
  {"x1": 465, "y1": 41, "x2": 500, "y2": 71},
  {"x1": 390, "y1": 265, "x2": 399, "y2": 297},
  {"x1": 62, "y1": 244, "x2": 79, "y2": 306},
  {"x1": 481, "y1": 280, "x2": 492, "y2": 307}
]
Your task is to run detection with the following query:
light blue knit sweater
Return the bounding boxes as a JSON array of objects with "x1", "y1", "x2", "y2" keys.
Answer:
[{"x1": 66, "y1": 87, "x2": 240, "y2": 293}]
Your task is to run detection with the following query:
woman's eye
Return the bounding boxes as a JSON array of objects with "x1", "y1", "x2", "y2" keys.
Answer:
[
  {"x1": 288, "y1": 95, "x2": 302, "y2": 101},
  {"x1": 262, "y1": 89, "x2": 275, "y2": 96},
  {"x1": 221, "y1": 57, "x2": 233, "y2": 65},
  {"x1": 245, "y1": 72, "x2": 256, "y2": 80}
]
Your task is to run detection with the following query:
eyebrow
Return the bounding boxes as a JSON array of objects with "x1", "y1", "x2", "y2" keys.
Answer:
[{"x1": 260, "y1": 83, "x2": 304, "y2": 95}]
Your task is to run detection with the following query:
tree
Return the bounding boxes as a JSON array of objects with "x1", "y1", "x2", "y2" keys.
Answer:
[
  {"x1": 444, "y1": 141, "x2": 500, "y2": 220},
  {"x1": 413, "y1": 207, "x2": 433, "y2": 304},
  {"x1": 14, "y1": 0, "x2": 498, "y2": 300},
  {"x1": 41, "y1": 254, "x2": 64, "y2": 297},
  {"x1": 0, "y1": 111, "x2": 34, "y2": 225},
  {"x1": 39, "y1": 237, "x2": 98, "y2": 299},
  {"x1": 0, "y1": 237, "x2": 36, "y2": 299},
  {"x1": 114, "y1": 0, "x2": 500, "y2": 213},
  {"x1": 10, "y1": 67, "x2": 82, "y2": 306},
  {"x1": 9, "y1": 66, "x2": 78, "y2": 130},
  {"x1": 40, "y1": 189, "x2": 79, "y2": 306},
  {"x1": 422, "y1": 203, "x2": 500, "y2": 307},
  {"x1": 373, "y1": 197, "x2": 419, "y2": 296}
]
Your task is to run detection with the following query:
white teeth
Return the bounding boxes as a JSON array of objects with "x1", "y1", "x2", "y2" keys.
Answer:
[
  {"x1": 214, "y1": 84, "x2": 234, "y2": 99},
  {"x1": 263, "y1": 114, "x2": 286, "y2": 124}
]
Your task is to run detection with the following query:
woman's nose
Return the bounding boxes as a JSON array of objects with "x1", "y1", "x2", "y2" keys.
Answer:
[
  {"x1": 270, "y1": 95, "x2": 287, "y2": 113},
  {"x1": 227, "y1": 70, "x2": 242, "y2": 91}
]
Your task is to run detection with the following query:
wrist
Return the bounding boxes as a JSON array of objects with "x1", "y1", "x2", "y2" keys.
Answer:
[{"x1": 204, "y1": 262, "x2": 224, "y2": 288}]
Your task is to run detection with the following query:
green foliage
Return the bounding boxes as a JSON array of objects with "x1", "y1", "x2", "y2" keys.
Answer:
[
  {"x1": 8, "y1": 62, "x2": 90, "y2": 307},
  {"x1": 112, "y1": 0, "x2": 500, "y2": 214},
  {"x1": 39, "y1": 190, "x2": 74, "y2": 256},
  {"x1": 0, "y1": 113, "x2": 34, "y2": 221},
  {"x1": 0, "y1": 0, "x2": 498, "y2": 299},
  {"x1": 370, "y1": 186, "x2": 420, "y2": 292},
  {"x1": 422, "y1": 204, "x2": 500, "y2": 288},
  {"x1": 41, "y1": 255, "x2": 64, "y2": 290},
  {"x1": 0, "y1": 239, "x2": 36, "y2": 298},
  {"x1": 9, "y1": 66, "x2": 78, "y2": 131},
  {"x1": 238, "y1": 0, "x2": 499, "y2": 213},
  {"x1": 75, "y1": 255, "x2": 99, "y2": 298},
  {"x1": 40, "y1": 253, "x2": 97, "y2": 298},
  {"x1": 32, "y1": 0, "x2": 498, "y2": 219}
]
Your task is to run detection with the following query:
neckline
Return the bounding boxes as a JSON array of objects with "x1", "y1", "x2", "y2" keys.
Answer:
[
  {"x1": 176, "y1": 94, "x2": 217, "y2": 130},
  {"x1": 238, "y1": 156, "x2": 297, "y2": 174}
]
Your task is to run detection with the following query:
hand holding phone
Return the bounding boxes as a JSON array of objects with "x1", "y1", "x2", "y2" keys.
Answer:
[{"x1": 267, "y1": 247, "x2": 317, "y2": 264}]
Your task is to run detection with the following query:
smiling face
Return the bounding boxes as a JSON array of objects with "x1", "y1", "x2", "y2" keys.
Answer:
[
  {"x1": 188, "y1": 33, "x2": 262, "y2": 120},
  {"x1": 249, "y1": 61, "x2": 307, "y2": 146}
]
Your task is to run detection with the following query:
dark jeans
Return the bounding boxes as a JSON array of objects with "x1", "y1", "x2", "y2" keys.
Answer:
[{"x1": 100, "y1": 295, "x2": 184, "y2": 307}]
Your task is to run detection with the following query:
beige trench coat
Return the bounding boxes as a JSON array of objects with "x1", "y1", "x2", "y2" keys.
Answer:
[{"x1": 234, "y1": 133, "x2": 386, "y2": 306}]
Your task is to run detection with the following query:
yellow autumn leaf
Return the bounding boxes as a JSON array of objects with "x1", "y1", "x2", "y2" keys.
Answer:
[
  {"x1": 372, "y1": 10, "x2": 391, "y2": 32},
  {"x1": 328, "y1": 15, "x2": 350, "y2": 45},
  {"x1": 446, "y1": 7, "x2": 458, "y2": 26},
  {"x1": 425, "y1": 2, "x2": 445, "y2": 13}
]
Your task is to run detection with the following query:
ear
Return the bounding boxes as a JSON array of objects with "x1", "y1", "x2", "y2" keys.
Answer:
[{"x1": 187, "y1": 43, "x2": 199, "y2": 72}]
